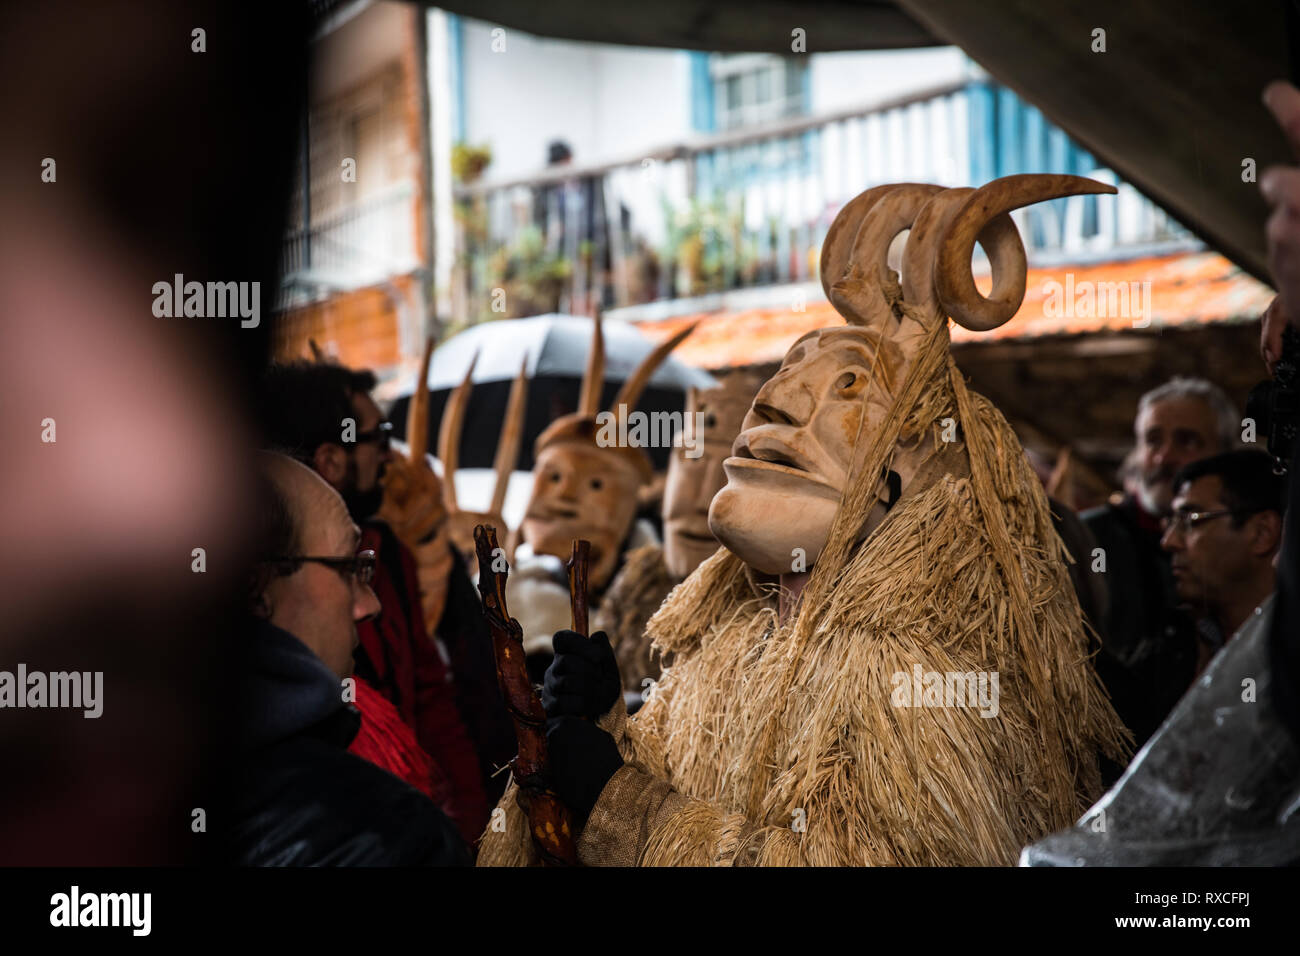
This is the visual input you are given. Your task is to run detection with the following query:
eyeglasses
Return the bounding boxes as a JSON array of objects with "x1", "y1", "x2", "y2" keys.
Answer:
[
  {"x1": 1160, "y1": 510, "x2": 1252, "y2": 534},
  {"x1": 352, "y1": 421, "x2": 393, "y2": 451},
  {"x1": 267, "y1": 549, "x2": 376, "y2": 586}
]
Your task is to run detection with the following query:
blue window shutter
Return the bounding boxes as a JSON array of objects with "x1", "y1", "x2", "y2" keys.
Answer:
[
  {"x1": 449, "y1": 14, "x2": 466, "y2": 143},
  {"x1": 1048, "y1": 126, "x2": 1069, "y2": 175},
  {"x1": 690, "y1": 52, "x2": 715, "y2": 133},
  {"x1": 1024, "y1": 104, "x2": 1045, "y2": 174},
  {"x1": 996, "y1": 86, "x2": 1021, "y2": 178},
  {"x1": 966, "y1": 81, "x2": 996, "y2": 186}
]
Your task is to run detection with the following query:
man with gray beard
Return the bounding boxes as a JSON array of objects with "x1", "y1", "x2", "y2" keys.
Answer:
[{"x1": 1082, "y1": 377, "x2": 1240, "y2": 755}]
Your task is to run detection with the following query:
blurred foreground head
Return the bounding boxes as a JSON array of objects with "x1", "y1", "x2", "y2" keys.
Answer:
[{"x1": 0, "y1": 1, "x2": 308, "y2": 863}]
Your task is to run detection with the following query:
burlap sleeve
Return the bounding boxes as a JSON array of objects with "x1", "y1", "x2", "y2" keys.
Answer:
[{"x1": 575, "y1": 765, "x2": 688, "y2": 865}]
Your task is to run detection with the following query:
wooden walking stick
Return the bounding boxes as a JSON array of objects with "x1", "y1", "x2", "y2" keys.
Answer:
[
  {"x1": 566, "y1": 539, "x2": 591, "y2": 638},
  {"x1": 472, "y1": 524, "x2": 577, "y2": 866}
]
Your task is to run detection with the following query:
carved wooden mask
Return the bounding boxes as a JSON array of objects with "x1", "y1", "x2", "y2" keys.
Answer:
[
  {"x1": 522, "y1": 440, "x2": 644, "y2": 589},
  {"x1": 662, "y1": 373, "x2": 758, "y2": 579},
  {"x1": 520, "y1": 316, "x2": 698, "y2": 590},
  {"x1": 708, "y1": 176, "x2": 1116, "y2": 576}
]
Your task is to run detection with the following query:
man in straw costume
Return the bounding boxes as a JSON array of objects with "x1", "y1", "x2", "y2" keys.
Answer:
[{"x1": 480, "y1": 174, "x2": 1130, "y2": 866}]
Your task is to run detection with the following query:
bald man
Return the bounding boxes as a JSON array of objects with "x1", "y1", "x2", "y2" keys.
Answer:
[
  {"x1": 257, "y1": 360, "x2": 492, "y2": 837},
  {"x1": 223, "y1": 453, "x2": 468, "y2": 866}
]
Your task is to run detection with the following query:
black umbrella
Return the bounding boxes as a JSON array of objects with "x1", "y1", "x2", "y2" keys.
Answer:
[{"x1": 387, "y1": 313, "x2": 716, "y2": 472}]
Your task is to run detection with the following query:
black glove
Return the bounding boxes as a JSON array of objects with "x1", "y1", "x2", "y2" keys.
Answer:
[
  {"x1": 545, "y1": 715, "x2": 624, "y2": 823},
  {"x1": 541, "y1": 629, "x2": 621, "y2": 720}
]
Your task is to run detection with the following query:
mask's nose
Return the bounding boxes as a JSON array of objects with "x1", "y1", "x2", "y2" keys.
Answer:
[{"x1": 750, "y1": 371, "x2": 809, "y2": 427}]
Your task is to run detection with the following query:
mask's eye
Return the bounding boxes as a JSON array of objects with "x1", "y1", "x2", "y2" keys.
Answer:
[
  {"x1": 549, "y1": 471, "x2": 562, "y2": 484},
  {"x1": 589, "y1": 477, "x2": 604, "y2": 491},
  {"x1": 836, "y1": 371, "x2": 858, "y2": 390},
  {"x1": 704, "y1": 413, "x2": 717, "y2": 429}
]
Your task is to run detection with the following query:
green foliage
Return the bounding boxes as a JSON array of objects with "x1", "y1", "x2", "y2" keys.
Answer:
[
  {"x1": 661, "y1": 195, "x2": 758, "y2": 296},
  {"x1": 481, "y1": 225, "x2": 572, "y2": 321},
  {"x1": 451, "y1": 142, "x2": 492, "y2": 184}
]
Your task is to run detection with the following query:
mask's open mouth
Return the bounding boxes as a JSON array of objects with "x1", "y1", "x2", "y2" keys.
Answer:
[
  {"x1": 752, "y1": 447, "x2": 802, "y2": 470},
  {"x1": 528, "y1": 503, "x2": 580, "y2": 522},
  {"x1": 729, "y1": 432, "x2": 839, "y2": 496},
  {"x1": 734, "y1": 433, "x2": 807, "y2": 472}
]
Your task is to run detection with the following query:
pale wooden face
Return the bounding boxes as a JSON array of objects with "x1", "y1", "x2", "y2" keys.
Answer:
[
  {"x1": 662, "y1": 388, "x2": 750, "y2": 580},
  {"x1": 521, "y1": 442, "x2": 643, "y2": 589},
  {"x1": 709, "y1": 327, "x2": 899, "y2": 575},
  {"x1": 663, "y1": 439, "x2": 728, "y2": 579}
]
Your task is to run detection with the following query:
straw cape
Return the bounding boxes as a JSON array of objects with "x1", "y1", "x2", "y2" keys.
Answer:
[{"x1": 478, "y1": 175, "x2": 1131, "y2": 866}]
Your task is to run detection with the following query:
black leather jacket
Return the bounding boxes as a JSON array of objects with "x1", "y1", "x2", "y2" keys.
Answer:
[
  {"x1": 1080, "y1": 496, "x2": 1198, "y2": 750},
  {"x1": 221, "y1": 619, "x2": 469, "y2": 866}
]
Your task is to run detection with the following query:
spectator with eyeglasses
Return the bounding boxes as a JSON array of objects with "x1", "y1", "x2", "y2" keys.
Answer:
[
  {"x1": 256, "y1": 360, "x2": 489, "y2": 844},
  {"x1": 1159, "y1": 451, "x2": 1287, "y2": 676},
  {"x1": 1081, "y1": 377, "x2": 1240, "y2": 763},
  {"x1": 227, "y1": 452, "x2": 468, "y2": 865}
]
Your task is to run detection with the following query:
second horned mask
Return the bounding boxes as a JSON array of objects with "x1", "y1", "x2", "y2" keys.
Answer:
[{"x1": 521, "y1": 316, "x2": 696, "y2": 591}]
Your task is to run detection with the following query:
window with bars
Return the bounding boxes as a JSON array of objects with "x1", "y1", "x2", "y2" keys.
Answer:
[
  {"x1": 710, "y1": 53, "x2": 808, "y2": 131},
  {"x1": 286, "y1": 67, "x2": 408, "y2": 231},
  {"x1": 282, "y1": 65, "x2": 419, "y2": 289}
]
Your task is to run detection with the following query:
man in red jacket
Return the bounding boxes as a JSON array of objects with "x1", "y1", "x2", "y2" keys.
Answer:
[{"x1": 257, "y1": 360, "x2": 489, "y2": 842}]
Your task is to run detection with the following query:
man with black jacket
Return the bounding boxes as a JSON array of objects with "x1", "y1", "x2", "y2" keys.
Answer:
[
  {"x1": 256, "y1": 360, "x2": 492, "y2": 837},
  {"x1": 224, "y1": 452, "x2": 468, "y2": 865},
  {"x1": 1081, "y1": 377, "x2": 1239, "y2": 753}
]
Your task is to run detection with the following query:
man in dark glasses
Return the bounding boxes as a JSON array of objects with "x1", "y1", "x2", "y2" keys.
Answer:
[
  {"x1": 1160, "y1": 450, "x2": 1287, "y2": 674},
  {"x1": 259, "y1": 361, "x2": 394, "y2": 522}
]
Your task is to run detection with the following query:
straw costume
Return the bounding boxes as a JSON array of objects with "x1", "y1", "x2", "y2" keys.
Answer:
[{"x1": 480, "y1": 175, "x2": 1130, "y2": 866}]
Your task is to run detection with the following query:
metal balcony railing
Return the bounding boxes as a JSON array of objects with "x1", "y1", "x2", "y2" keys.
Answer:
[{"x1": 452, "y1": 81, "x2": 1192, "y2": 325}]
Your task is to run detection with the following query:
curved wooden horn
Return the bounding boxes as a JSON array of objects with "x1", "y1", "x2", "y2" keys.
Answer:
[
  {"x1": 819, "y1": 184, "x2": 904, "y2": 299},
  {"x1": 830, "y1": 183, "x2": 945, "y2": 327},
  {"x1": 613, "y1": 321, "x2": 699, "y2": 413},
  {"x1": 899, "y1": 188, "x2": 973, "y2": 310},
  {"x1": 578, "y1": 312, "x2": 605, "y2": 417},
  {"x1": 491, "y1": 355, "x2": 529, "y2": 516},
  {"x1": 937, "y1": 174, "x2": 1117, "y2": 331},
  {"x1": 438, "y1": 350, "x2": 478, "y2": 511},
  {"x1": 407, "y1": 335, "x2": 435, "y2": 462}
]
